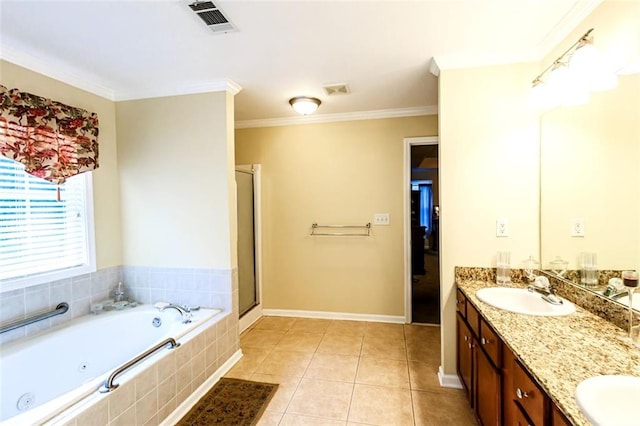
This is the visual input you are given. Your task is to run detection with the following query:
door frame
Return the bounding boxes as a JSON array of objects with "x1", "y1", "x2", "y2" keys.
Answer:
[
  {"x1": 237, "y1": 164, "x2": 263, "y2": 333},
  {"x1": 403, "y1": 136, "x2": 439, "y2": 323}
]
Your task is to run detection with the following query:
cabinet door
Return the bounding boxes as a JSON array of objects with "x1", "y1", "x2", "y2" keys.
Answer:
[
  {"x1": 457, "y1": 313, "x2": 474, "y2": 404},
  {"x1": 476, "y1": 343, "x2": 501, "y2": 426},
  {"x1": 502, "y1": 344, "x2": 518, "y2": 425}
]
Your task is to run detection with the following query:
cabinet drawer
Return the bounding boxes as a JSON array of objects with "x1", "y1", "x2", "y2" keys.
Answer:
[
  {"x1": 480, "y1": 320, "x2": 501, "y2": 368},
  {"x1": 466, "y1": 300, "x2": 480, "y2": 337},
  {"x1": 551, "y1": 402, "x2": 571, "y2": 426},
  {"x1": 456, "y1": 289, "x2": 467, "y2": 318},
  {"x1": 513, "y1": 361, "x2": 547, "y2": 426}
]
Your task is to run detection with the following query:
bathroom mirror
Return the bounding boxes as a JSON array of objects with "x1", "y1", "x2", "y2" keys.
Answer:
[
  {"x1": 539, "y1": 72, "x2": 639, "y2": 305},
  {"x1": 539, "y1": 2, "x2": 640, "y2": 311}
]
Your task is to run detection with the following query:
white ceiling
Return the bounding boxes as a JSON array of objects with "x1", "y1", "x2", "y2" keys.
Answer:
[{"x1": 0, "y1": 0, "x2": 601, "y2": 125}]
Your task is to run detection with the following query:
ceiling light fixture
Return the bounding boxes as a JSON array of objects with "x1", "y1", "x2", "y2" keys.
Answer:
[
  {"x1": 289, "y1": 96, "x2": 321, "y2": 115},
  {"x1": 530, "y1": 28, "x2": 617, "y2": 110}
]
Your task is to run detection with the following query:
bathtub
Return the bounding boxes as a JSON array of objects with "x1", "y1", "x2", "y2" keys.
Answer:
[{"x1": 0, "y1": 304, "x2": 222, "y2": 425}]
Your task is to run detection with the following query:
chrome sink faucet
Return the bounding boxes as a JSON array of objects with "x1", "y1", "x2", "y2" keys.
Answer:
[
  {"x1": 156, "y1": 303, "x2": 192, "y2": 324},
  {"x1": 527, "y1": 276, "x2": 563, "y2": 306}
]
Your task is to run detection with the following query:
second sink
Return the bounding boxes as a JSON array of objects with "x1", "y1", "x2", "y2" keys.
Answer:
[{"x1": 476, "y1": 287, "x2": 576, "y2": 316}]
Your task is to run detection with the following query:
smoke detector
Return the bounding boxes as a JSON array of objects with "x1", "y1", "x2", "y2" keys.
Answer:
[
  {"x1": 188, "y1": 1, "x2": 237, "y2": 34},
  {"x1": 323, "y1": 83, "x2": 350, "y2": 96}
]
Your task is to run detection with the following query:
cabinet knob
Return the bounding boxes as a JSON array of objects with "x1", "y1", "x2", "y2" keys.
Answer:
[
  {"x1": 468, "y1": 342, "x2": 474, "y2": 349},
  {"x1": 464, "y1": 335, "x2": 469, "y2": 341},
  {"x1": 516, "y1": 388, "x2": 529, "y2": 399},
  {"x1": 481, "y1": 337, "x2": 490, "y2": 345}
]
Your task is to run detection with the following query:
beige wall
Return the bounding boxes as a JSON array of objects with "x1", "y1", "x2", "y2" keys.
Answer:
[
  {"x1": 540, "y1": 1, "x2": 640, "y2": 271},
  {"x1": 438, "y1": 62, "x2": 541, "y2": 374},
  {"x1": 236, "y1": 116, "x2": 437, "y2": 316},
  {"x1": 116, "y1": 92, "x2": 237, "y2": 269},
  {"x1": 0, "y1": 60, "x2": 122, "y2": 269}
]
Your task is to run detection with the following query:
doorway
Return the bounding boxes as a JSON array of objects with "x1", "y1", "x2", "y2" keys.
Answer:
[
  {"x1": 403, "y1": 137, "x2": 440, "y2": 324},
  {"x1": 236, "y1": 165, "x2": 262, "y2": 332}
]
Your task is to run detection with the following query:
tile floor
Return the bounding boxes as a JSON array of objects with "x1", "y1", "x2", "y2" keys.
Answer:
[{"x1": 224, "y1": 316, "x2": 477, "y2": 425}]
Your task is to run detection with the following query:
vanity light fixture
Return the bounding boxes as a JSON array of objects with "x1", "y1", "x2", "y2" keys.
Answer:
[
  {"x1": 289, "y1": 96, "x2": 321, "y2": 115},
  {"x1": 530, "y1": 28, "x2": 617, "y2": 109}
]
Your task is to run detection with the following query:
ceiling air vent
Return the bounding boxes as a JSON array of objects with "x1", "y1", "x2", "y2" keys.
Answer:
[
  {"x1": 323, "y1": 83, "x2": 350, "y2": 96},
  {"x1": 188, "y1": 1, "x2": 237, "y2": 34}
]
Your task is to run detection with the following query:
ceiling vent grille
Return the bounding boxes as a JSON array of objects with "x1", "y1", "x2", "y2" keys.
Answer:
[
  {"x1": 323, "y1": 83, "x2": 350, "y2": 96},
  {"x1": 188, "y1": 1, "x2": 237, "y2": 34}
]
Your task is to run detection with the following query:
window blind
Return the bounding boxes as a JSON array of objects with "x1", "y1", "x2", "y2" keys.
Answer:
[{"x1": 0, "y1": 156, "x2": 89, "y2": 282}]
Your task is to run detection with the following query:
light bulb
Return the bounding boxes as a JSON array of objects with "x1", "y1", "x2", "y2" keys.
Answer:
[
  {"x1": 547, "y1": 63, "x2": 589, "y2": 107},
  {"x1": 570, "y1": 41, "x2": 618, "y2": 92},
  {"x1": 289, "y1": 97, "x2": 321, "y2": 115}
]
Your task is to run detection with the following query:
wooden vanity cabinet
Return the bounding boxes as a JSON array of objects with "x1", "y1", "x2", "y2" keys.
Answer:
[
  {"x1": 456, "y1": 289, "x2": 502, "y2": 426},
  {"x1": 512, "y1": 359, "x2": 548, "y2": 425},
  {"x1": 551, "y1": 403, "x2": 572, "y2": 426},
  {"x1": 457, "y1": 288, "x2": 567, "y2": 426}
]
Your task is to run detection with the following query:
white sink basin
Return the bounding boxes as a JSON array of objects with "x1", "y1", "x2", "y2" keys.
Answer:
[
  {"x1": 576, "y1": 375, "x2": 640, "y2": 426},
  {"x1": 475, "y1": 287, "x2": 575, "y2": 316}
]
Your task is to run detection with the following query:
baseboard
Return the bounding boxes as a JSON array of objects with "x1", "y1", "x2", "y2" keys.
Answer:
[
  {"x1": 160, "y1": 349, "x2": 243, "y2": 425},
  {"x1": 438, "y1": 366, "x2": 463, "y2": 389},
  {"x1": 262, "y1": 308, "x2": 405, "y2": 324}
]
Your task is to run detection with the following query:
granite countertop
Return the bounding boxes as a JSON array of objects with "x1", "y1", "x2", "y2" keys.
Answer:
[{"x1": 457, "y1": 279, "x2": 640, "y2": 426}]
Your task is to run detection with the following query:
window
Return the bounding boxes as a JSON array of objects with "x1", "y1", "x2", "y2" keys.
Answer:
[{"x1": 0, "y1": 156, "x2": 95, "y2": 291}]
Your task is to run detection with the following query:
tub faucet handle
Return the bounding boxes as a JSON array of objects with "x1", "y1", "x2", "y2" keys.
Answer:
[{"x1": 182, "y1": 305, "x2": 200, "y2": 312}]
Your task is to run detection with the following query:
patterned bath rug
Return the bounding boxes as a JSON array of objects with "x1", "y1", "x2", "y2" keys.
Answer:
[{"x1": 177, "y1": 378, "x2": 278, "y2": 426}]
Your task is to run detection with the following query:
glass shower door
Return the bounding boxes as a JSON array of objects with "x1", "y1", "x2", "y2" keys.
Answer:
[{"x1": 236, "y1": 168, "x2": 257, "y2": 316}]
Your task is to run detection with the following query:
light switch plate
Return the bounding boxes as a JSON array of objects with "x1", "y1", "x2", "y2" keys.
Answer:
[
  {"x1": 571, "y1": 218, "x2": 585, "y2": 237},
  {"x1": 496, "y1": 219, "x2": 509, "y2": 237},
  {"x1": 374, "y1": 213, "x2": 390, "y2": 225}
]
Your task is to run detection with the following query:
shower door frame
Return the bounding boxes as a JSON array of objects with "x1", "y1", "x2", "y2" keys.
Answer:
[{"x1": 236, "y1": 164, "x2": 263, "y2": 333}]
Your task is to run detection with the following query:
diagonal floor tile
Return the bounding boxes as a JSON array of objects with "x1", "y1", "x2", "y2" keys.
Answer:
[
  {"x1": 286, "y1": 378, "x2": 354, "y2": 421},
  {"x1": 254, "y1": 316, "x2": 298, "y2": 332},
  {"x1": 274, "y1": 332, "x2": 322, "y2": 353},
  {"x1": 317, "y1": 334, "x2": 363, "y2": 356},
  {"x1": 361, "y1": 335, "x2": 407, "y2": 360},
  {"x1": 289, "y1": 318, "x2": 331, "y2": 334},
  {"x1": 348, "y1": 384, "x2": 414, "y2": 425},
  {"x1": 241, "y1": 329, "x2": 286, "y2": 350},
  {"x1": 304, "y1": 353, "x2": 359, "y2": 382},
  {"x1": 356, "y1": 357, "x2": 410, "y2": 389},
  {"x1": 256, "y1": 350, "x2": 313, "y2": 377},
  {"x1": 412, "y1": 389, "x2": 476, "y2": 426},
  {"x1": 251, "y1": 373, "x2": 302, "y2": 413}
]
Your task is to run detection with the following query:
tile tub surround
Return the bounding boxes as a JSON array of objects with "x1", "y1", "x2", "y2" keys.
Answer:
[
  {"x1": 0, "y1": 266, "x2": 236, "y2": 345},
  {"x1": 0, "y1": 266, "x2": 121, "y2": 345},
  {"x1": 45, "y1": 312, "x2": 240, "y2": 426},
  {"x1": 458, "y1": 278, "x2": 640, "y2": 426}
]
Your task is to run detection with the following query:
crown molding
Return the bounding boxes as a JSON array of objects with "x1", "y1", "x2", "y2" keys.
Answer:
[
  {"x1": 535, "y1": 0, "x2": 602, "y2": 60},
  {"x1": 0, "y1": 39, "x2": 116, "y2": 100},
  {"x1": 431, "y1": 50, "x2": 539, "y2": 72},
  {"x1": 113, "y1": 79, "x2": 243, "y2": 101},
  {"x1": 1, "y1": 38, "x2": 242, "y2": 101},
  {"x1": 235, "y1": 105, "x2": 437, "y2": 129}
]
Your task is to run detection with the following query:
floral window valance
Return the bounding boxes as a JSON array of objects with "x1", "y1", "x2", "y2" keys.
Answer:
[{"x1": 0, "y1": 84, "x2": 99, "y2": 193}]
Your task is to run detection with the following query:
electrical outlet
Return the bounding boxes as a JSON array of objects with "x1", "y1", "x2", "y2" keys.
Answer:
[
  {"x1": 496, "y1": 219, "x2": 509, "y2": 237},
  {"x1": 374, "y1": 213, "x2": 390, "y2": 225},
  {"x1": 571, "y1": 218, "x2": 585, "y2": 237}
]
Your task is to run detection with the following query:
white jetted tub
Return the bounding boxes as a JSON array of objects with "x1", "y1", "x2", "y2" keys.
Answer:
[{"x1": 0, "y1": 304, "x2": 221, "y2": 425}]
